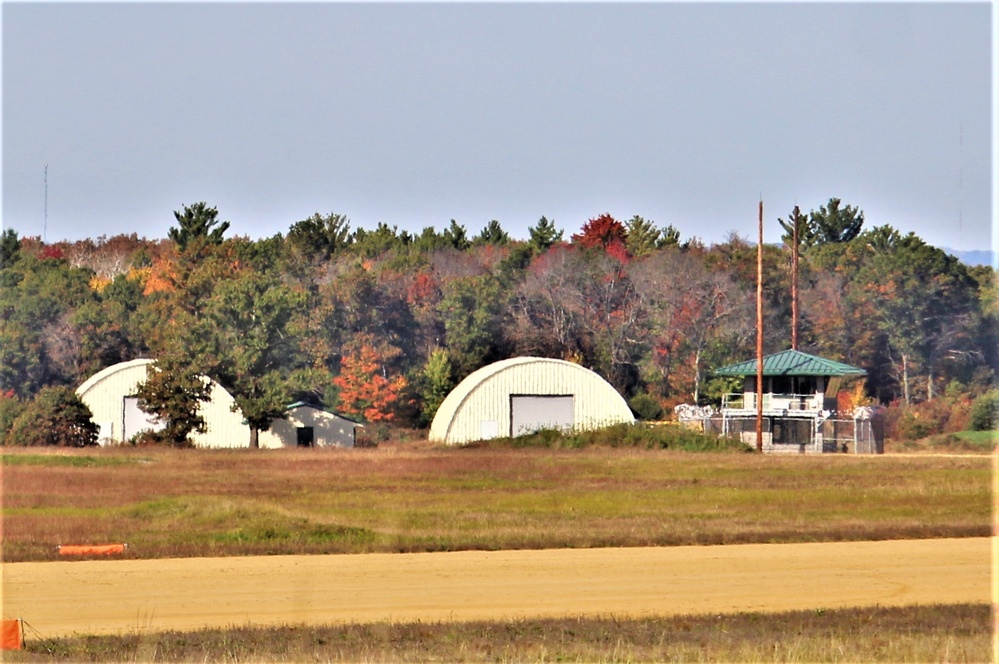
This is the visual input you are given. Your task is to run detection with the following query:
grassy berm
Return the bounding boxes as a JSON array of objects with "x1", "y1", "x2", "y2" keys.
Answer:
[
  {"x1": 6, "y1": 604, "x2": 990, "y2": 662},
  {"x1": 1, "y1": 423, "x2": 991, "y2": 561}
]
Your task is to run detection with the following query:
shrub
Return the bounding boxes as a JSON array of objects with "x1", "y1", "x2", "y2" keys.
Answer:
[
  {"x1": 129, "y1": 429, "x2": 192, "y2": 448},
  {"x1": 0, "y1": 391, "x2": 26, "y2": 445},
  {"x1": 969, "y1": 390, "x2": 999, "y2": 431},
  {"x1": 5, "y1": 386, "x2": 99, "y2": 447},
  {"x1": 628, "y1": 392, "x2": 664, "y2": 421},
  {"x1": 893, "y1": 409, "x2": 935, "y2": 441},
  {"x1": 885, "y1": 392, "x2": 974, "y2": 441},
  {"x1": 483, "y1": 422, "x2": 751, "y2": 452}
]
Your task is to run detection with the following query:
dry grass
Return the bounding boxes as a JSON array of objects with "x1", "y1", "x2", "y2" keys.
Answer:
[
  {"x1": 6, "y1": 603, "x2": 990, "y2": 662},
  {"x1": 1, "y1": 445, "x2": 990, "y2": 562}
]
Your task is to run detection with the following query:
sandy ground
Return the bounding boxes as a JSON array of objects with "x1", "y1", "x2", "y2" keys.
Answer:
[{"x1": 1, "y1": 538, "x2": 992, "y2": 638}]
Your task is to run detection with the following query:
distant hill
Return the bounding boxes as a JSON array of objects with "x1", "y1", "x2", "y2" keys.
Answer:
[{"x1": 945, "y1": 248, "x2": 995, "y2": 267}]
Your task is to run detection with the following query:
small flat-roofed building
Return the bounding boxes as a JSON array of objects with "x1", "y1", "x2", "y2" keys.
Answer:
[{"x1": 261, "y1": 402, "x2": 360, "y2": 448}]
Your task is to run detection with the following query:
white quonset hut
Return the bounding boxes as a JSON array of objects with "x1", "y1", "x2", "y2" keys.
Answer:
[
  {"x1": 428, "y1": 357, "x2": 634, "y2": 445},
  {"x1": 76, "y1": 359, "x2": 357, "y2": 448}
]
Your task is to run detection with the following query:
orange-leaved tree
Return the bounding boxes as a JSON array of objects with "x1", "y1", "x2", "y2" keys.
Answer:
[{"x1": 333, "y1": 336, "x2": 407, "y2": 422}]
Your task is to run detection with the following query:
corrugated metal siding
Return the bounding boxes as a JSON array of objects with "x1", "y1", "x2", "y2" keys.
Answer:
[
  {"x1": 190, "y1": 382, "x2": 251, "y2": 448},
  {"x1": 429, "y1": 357, "x2": 634, "y2": 445},
  {"x1": 76, "y1": 359, "x2": 154, "y2": 445},
  {"x1": 77, "y1": 359, "x2": 255, "y2": 448}
]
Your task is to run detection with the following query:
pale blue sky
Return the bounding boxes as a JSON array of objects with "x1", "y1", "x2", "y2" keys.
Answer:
[{"x1": 2, "y1": 2, "x2": 993, "y2": 252}]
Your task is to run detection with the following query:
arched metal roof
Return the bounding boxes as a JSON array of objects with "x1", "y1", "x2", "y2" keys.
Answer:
[
  {"x1": 428, "y1": 357, "x2": 634, "y2": 445},
  {"x1": 75, "y1": 358, "x2": 155, "y2": 398}
]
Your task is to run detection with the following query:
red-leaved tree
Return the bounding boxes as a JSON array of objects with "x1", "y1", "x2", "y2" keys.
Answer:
[{"x1": 571, "y1": 213, "x2": 628, "y2": 252}]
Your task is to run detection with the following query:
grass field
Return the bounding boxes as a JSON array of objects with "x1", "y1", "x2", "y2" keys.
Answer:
[
  {"x1": 5, "y1": 604, "x2": 991, "y2": 662},
  {"x1": 0, "y1": 445, "x2": 991, "y2": 562},
  {"x1": 2, "y1": 444, "x2": 992, "y2": 662}
]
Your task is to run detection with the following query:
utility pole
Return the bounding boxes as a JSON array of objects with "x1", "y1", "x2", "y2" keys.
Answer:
[
  {"x1": 791, "y1": 205, "x2": 800, "y2": 350},
  {"x1": 43, "y1": 164, "x2": 48, "y2": 243},
  {"x1": 756, "y1": 199, "x2": 764, "y2": 453}
]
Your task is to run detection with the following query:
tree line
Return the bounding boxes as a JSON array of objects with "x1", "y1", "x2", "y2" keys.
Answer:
[{"x1": 1, "y1": 198, "x2": 995, "y2": 446}]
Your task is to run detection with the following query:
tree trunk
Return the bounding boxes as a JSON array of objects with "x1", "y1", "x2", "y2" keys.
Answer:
[
  {"x1": 901, "y1": 353, "x2": 910, "y2": 405},
  {"x1": 249, "y1": 427, "x2": 259, "y2": 449},
  {"x1": 693, "y1": 349, "x2": 701, "y2": 404},
  {"x1": 927, "y1": 369, "x2": 934, "y2": 401}
]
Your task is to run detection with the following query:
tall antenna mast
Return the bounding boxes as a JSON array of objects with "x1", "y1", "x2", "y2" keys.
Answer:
[{"x1": 43, "y1": 164, "x2": 48, "y2": 242}]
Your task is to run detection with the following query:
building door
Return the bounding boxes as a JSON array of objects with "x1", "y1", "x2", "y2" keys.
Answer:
[
  {"x1": 296, "y1": 427, "x2": 315, "y2": 447},
  {"x1": 510, "y1": 395, "x2": 574, "y2": 437},
  {"x1": 122, "y1": 397, "x2": 163, "y2": 441}
]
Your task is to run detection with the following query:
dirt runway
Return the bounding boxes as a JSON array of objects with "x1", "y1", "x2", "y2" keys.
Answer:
[{"x1": 2, "y1": 538, "x2": 992, "y2": 638}]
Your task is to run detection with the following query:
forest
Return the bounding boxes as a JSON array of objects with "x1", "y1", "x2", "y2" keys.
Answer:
[{"x1": 1, "y1": 198, "x2": 996, "y2": 446}]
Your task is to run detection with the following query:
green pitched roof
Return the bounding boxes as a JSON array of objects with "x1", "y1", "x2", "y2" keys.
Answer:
[{"x1": 713, "y1": 349, "x2": 866, "y2": 378}]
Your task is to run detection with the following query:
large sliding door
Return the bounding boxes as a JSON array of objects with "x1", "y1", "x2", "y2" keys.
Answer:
[{"x1": 510, "y1": 395, "x2": 574, "y2": 437}]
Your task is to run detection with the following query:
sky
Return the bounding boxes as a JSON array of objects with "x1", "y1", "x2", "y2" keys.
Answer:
[{"x1": 2, "y1": 2, "x2": 994, "y2": 255}]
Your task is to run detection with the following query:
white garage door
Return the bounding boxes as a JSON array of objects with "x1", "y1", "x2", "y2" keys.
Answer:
[
  {"x1": 510, "y1": 396, "x2": 574, "y2": 437},
  {"x1": 123, "y1": 397, "x2": 164, "y2": 440}
]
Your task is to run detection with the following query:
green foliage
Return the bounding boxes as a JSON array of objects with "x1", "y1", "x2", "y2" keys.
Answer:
[
  {"x1": 778, "y1": 205, "x2": 811, "y2": 248},
  {"x1": 438, "y1": 275, "x2": 507, "y2": 377},
  {"x1": 287, "y1": 212, "x2": 352, "y2": 262},
  {"x1": 169, "y1": 202, "x2": 230, "y2": 252},
  {"x1": 484, "y1": 422, "x2": 751, "y2": 452},
  {"x1": 443, "y1": 219, "x2": 471, "y2": 251},
  {"x1": 528, "y1": 216, "x2": 563, "y2": 254},
  {"x1": 624, "y1": 215, "x2": 660, "y2": 257},
  {"x1": 202, "y1": 270, "x2": 310, "y2": 444},
  {"x1": 134, "y1": 360, "x2": 211, "y2": 447},
  {"x1": 806, "y1": 198, "x2": 864, "y2": 245},
  {"x1": 0, "y1": 253, "x2": 97, "y2": 396},
  {"x1": 5, "y1": 386, "x2": 98, "y2": 447},
  {"x1": 628, "y1": 392, "x2": 664, "y2": 421},
  {"x1": 659, "y1": 223, "x2": 682, "y2": 248},
  {"x1": 0, "y1": 198, "x2": 993, "y2": 428},
  {"x1": 1, "y1": 454, "x2": 142, "y2": 467},
  {"x1": 702, "y1": 376, "x2": 742, "y2": 405},
  {"x1": 497, "y1": 242, "x2": 534, "y2": 284},
  {"x1": 856, "y1": 229, "x2": 978, "y2": 402},
  {"x1": 410, "y1": 226, "x2": 450, "y2": 253},
  {"x1": 969, "y1": 390, "x2": 999, "y2": 431},
  {"x1": 352, "y1": 222, "x2": 409, "y2": 258},
  {"x1": 419, "y1": 348, "x2": 454, "y2": 425},
  {"x1": 311, "y1": 264, "x2": 417, "y2": 377},
  {"x1": 473, "y1": 220, "x2": 510, "y2": 246},
  {"x1": 0, "y1": 392, "x2": 26, "y2": 444},
  {"x1": 0, "y1": 228, "x2": 20, "y2": 268}
]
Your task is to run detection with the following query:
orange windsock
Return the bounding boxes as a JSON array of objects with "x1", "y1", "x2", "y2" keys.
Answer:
[
  {"x1": 1, "y1": 619, "x2": 23, "y2": 650},
  {"x1": 57, "y1": 543, "x2": 127, "y2": 556}
]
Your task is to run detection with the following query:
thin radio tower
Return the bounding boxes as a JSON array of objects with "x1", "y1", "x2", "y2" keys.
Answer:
[{"x1": 43, "y1": 164, "x2": 48, "y2": 242}]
